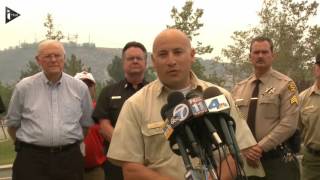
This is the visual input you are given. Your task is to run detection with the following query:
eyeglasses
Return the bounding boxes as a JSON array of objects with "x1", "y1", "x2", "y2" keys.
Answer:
[
  {"x1": 125, "y1": 56, "x2": 145, "y2": 62},
  {"x1": 40, "y1": 53, "x2": 64, "y2": 61}
]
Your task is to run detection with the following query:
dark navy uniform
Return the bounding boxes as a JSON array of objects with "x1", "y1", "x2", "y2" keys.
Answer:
[{"x1": 92, "y1": 79, "x2": 147, "y2": 180}]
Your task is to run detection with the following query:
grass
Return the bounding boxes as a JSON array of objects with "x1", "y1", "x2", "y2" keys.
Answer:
[{"x1": 0, "y1": 138, "x2": 15, "y2": 165}]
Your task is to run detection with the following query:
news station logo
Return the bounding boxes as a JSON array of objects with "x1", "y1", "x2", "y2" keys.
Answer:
[
  {"x1": 5, "y1": 7, "x2": 20, "y2": 24},
  {"x1": 170, "y1": 104, "x2": 189, "y2": 127},
  {"x1": 205, "y1": 95, "x2": 230, "y2": 112},
  {"x1": 188, "y1": 97, "x2": 208, "y2": 117}
]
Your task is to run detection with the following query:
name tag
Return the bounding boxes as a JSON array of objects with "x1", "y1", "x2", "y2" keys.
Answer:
[
  {"x1": 304, "y1": 105, "x2": 314, "y2": 111},
  {"x1": 235, "y1": 98, "x2": 244, "y2": 102},
  {"x1": 147, "y1": 121, "x2": 164, "y2": 129},
  {"x1": 111, "y1": 96, "x2": 121, "y2": 99}
]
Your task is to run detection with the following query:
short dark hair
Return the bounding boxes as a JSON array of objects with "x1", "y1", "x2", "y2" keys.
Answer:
[
  {"x1": 122, "y1": 41, "x2": 147, "y2": 59},
  {"x1": 316, "y1": 53, "x2": 320, "y2": 64},
  {"x1": 250, "y1": 36, "x2": 274, "y2": 53}
]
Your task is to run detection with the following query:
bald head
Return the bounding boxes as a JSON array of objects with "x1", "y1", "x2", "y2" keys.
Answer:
[
  {"x1": 152, "y1": 29, "x2": 191, "y2": 53},
  {"x1": 37, "y1": 40, "x2": 65, "y2": 56},
  {"x1": 151, "y1": 28, "x2": 195, "y2": 90}
]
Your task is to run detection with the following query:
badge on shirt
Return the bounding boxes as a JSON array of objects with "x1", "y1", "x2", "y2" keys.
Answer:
[
  {"x1": 111, "y1": 96, "x2": 122, "y2": 99},
  {"x1": 262, "y1": 87, "x2": 275, "y2": 96},
  {"x1": 288, "y1": 81, "x2": 297, "y2": 93},
  {"x1": 290, "y1": 95, "x2": 298, "y2": 105}
]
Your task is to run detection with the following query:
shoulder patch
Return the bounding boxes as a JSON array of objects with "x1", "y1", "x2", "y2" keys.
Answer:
[
  {"x1": 290, "y1": 95, "x2": 298, "y2": 105},
  {"x1": 288, "y1": 81, "x2": 297, "y2": 93}
]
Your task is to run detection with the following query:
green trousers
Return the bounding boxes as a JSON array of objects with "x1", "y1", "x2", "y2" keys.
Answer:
[
  {"x1": 301, "y1": 148, "x2": 320, "y2": 180},
  {"x1": 248, "y1": 155, "x2": 300, "y2": 180}
]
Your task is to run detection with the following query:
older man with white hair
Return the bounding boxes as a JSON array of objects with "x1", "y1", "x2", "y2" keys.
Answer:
[{"x1": 6, "y1": 40, "x2": 93, "y2": 180}]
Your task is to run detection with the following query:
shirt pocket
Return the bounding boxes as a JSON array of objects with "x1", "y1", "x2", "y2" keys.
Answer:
[
  {"x1": 259, "y1": 95, "x2": 279, "y2": 119},
  {"x1": 235, "y1": 99, "x2": 250, "y2": 119},
  {"x1": 63, "y1": 95, "x2": 81, "y2": 123},
  {"x1": 300, "y1": 106, "x2": 318, "y2": 126},
  {"x1": 141, "y1": 125, "x2": 172, "y2": 164}
]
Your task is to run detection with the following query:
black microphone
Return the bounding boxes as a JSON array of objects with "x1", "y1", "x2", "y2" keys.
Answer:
[
  {"x1": 165, "y1": 92, "x2": 204, "y2": 158},
  {"x1": 161, "y1": 104, "x2": 169, "y2": 120},
  {"x1": 203, "y1": 87, "x2": 243, "y2": 167},
  {"x1": 185, "y1": 91, "x2": 219, "y2": 179},
  {"x1": 161, "y1": 92, "x2": 200, "y2": 180},
  {"x1": 186, "y1": 90, "x2": 223, "y2": 146}
]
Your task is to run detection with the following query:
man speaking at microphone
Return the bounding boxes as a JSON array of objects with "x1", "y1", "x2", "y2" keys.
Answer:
[{"x1": 107, "y1": 28, "x2": 257, "y2": 180}]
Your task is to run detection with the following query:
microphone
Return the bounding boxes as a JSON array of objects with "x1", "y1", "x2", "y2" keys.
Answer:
[
  {"x1": 166, "y1": 92, "x2": 205, "y2": 159},
  {"x1": 162, "y1": 92, "x2": 186, "y2": 140},
  {"x1": 186, "y1": 90, "x2": 223, "y2": 146},
  {"x1": 203, "y1": 87, "x2": 243, "y2": 167},
  {"x1": 162, "y1": 89, "x2": 244, "y2": 178},
  {"x1": 161, "y1": 92, "x2": 200, "y2": 180},
  {"x1": 185, "y1": 91, "x2": 219, "y2": 179},
  {"x1": 162, "y1": 92, "x2": 194, "y2": 140}
]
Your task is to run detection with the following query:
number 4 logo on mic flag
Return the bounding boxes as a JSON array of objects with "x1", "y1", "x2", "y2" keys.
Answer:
[
  {"x1": 207, "y1": 99, "x2": 219, "y2": 109},
  {"x1": 205, "y1": 95, "x2": 230, "y2": 112},
  {"x1": 5, "y1": 7, "x2": 20, "y2": 24}
]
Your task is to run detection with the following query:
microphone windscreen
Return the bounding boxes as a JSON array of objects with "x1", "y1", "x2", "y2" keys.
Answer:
[
  {"x1": 160, "y1": 104, "x2": 169, "y2": 120},
  {"x1": 186, "y1": 90, "x2": 202, "y2": 99},
  {"x1": 167, "y1": 91, "x2": 185, "y2": 108},
  {"x1": 203, "y1": 87, "x2": 222, "y2": 99}
]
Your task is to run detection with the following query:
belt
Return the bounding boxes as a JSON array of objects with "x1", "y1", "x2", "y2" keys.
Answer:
[
  {"x1": 262, "y1": 146, "x2": 285, "y2": 160},
  {"x1": 306, "y1": 146, "x2": 320, "y2": 156},
  {"x1": 85, "y1": 165, "x2": 103, "y2": 172},
  {"x1": 16, "y1": 140, "x2": 79, "y2": 153}
]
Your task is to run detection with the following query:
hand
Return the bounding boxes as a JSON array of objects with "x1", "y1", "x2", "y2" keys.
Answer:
[
  {"x1": 246, "y1": 158, "x2": 260, "y2": 168},
  {"x1": 99, "y1": 119, "x2": 114, "y2": 142},
  {"x1": 243, "y1": 144, "x2": 263, "y2": 168}
]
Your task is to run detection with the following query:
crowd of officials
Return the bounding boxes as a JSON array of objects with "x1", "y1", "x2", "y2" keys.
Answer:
[{"x1": 1, "y1": 28, "x2": 320, "y2": 180}]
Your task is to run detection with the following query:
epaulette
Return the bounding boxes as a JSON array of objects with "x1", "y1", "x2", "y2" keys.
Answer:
[
  {"x1": 236, "y1": 75, "x2": 253, "y2": 85},
  {"x1": 270, "y1": 69, "x2": 291, "y2": 82}
]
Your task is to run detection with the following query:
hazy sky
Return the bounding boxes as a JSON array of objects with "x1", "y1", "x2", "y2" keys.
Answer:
[{"x1": 1, "y1": 0, "x2": 319, "y2": 59}]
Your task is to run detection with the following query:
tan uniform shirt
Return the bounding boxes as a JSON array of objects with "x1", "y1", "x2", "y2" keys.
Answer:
[
  {"x1": 232, "y1": 68, "x2": 299, "y2": 152},
  {"x1": 299, "y1": 82, "x2": 320, "y2": 150},
  {"x1": 107, "y1": 72, "x2": 256, "y2": 180}
]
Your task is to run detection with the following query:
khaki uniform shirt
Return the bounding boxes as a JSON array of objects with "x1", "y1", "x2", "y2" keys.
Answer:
[
  {"x1": 299, "y1": 82, "x2": 320, "y2": 150},
  {"x1": 232, "y1": 68, "x2": 299, "y2": 152},
  {"x1": 107, "y1": 72, "x2": 256, "y2": 180}
]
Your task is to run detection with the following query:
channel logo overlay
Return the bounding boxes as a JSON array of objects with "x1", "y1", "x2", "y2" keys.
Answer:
[{"x1": 5, "y1": 7, "x2": 20, "y2": 24}]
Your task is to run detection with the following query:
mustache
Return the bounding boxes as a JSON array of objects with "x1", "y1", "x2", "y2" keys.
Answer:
[{"x1": 256, "y1": 58, "x2": 264, "y2": 63}]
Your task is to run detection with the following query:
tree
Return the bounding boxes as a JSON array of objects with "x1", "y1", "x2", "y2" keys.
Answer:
[
  {"x1": 167, "y1": 0, "x2": 213, "y2": 55},
  {"x1": 167, "y1": 0, "x2": 224, "y2": 85},
  {"x1": 43, "y1": 13, "x2": 64, "y2": 40},
  {"x1": 19, "y1": 60, "x2": 41, "y2": 79},
  {"x1": 107, "y1": 56, "x2": 124, "y2": 84},
  {"x1": 0, "y1": 81, "x2": 14, "y2": 114},
  {"x1": 95, "y1": 80, "x2": 106, "y2": 100},
  {"x1": 145, "y1": 67, "x2": 157, "y2": 82},
  {"x1": 221, "y1": 31, "x2": 254, "y2": 85},
  {"x1": 222, "y1": 0, "x2": 320, "y2": 90},
  {"x1": 191, "y1": 58, "x2": 206, "y2": 79},
  {"x1": 64, "y1": 54, "x2": 88, "y2": 76}
]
